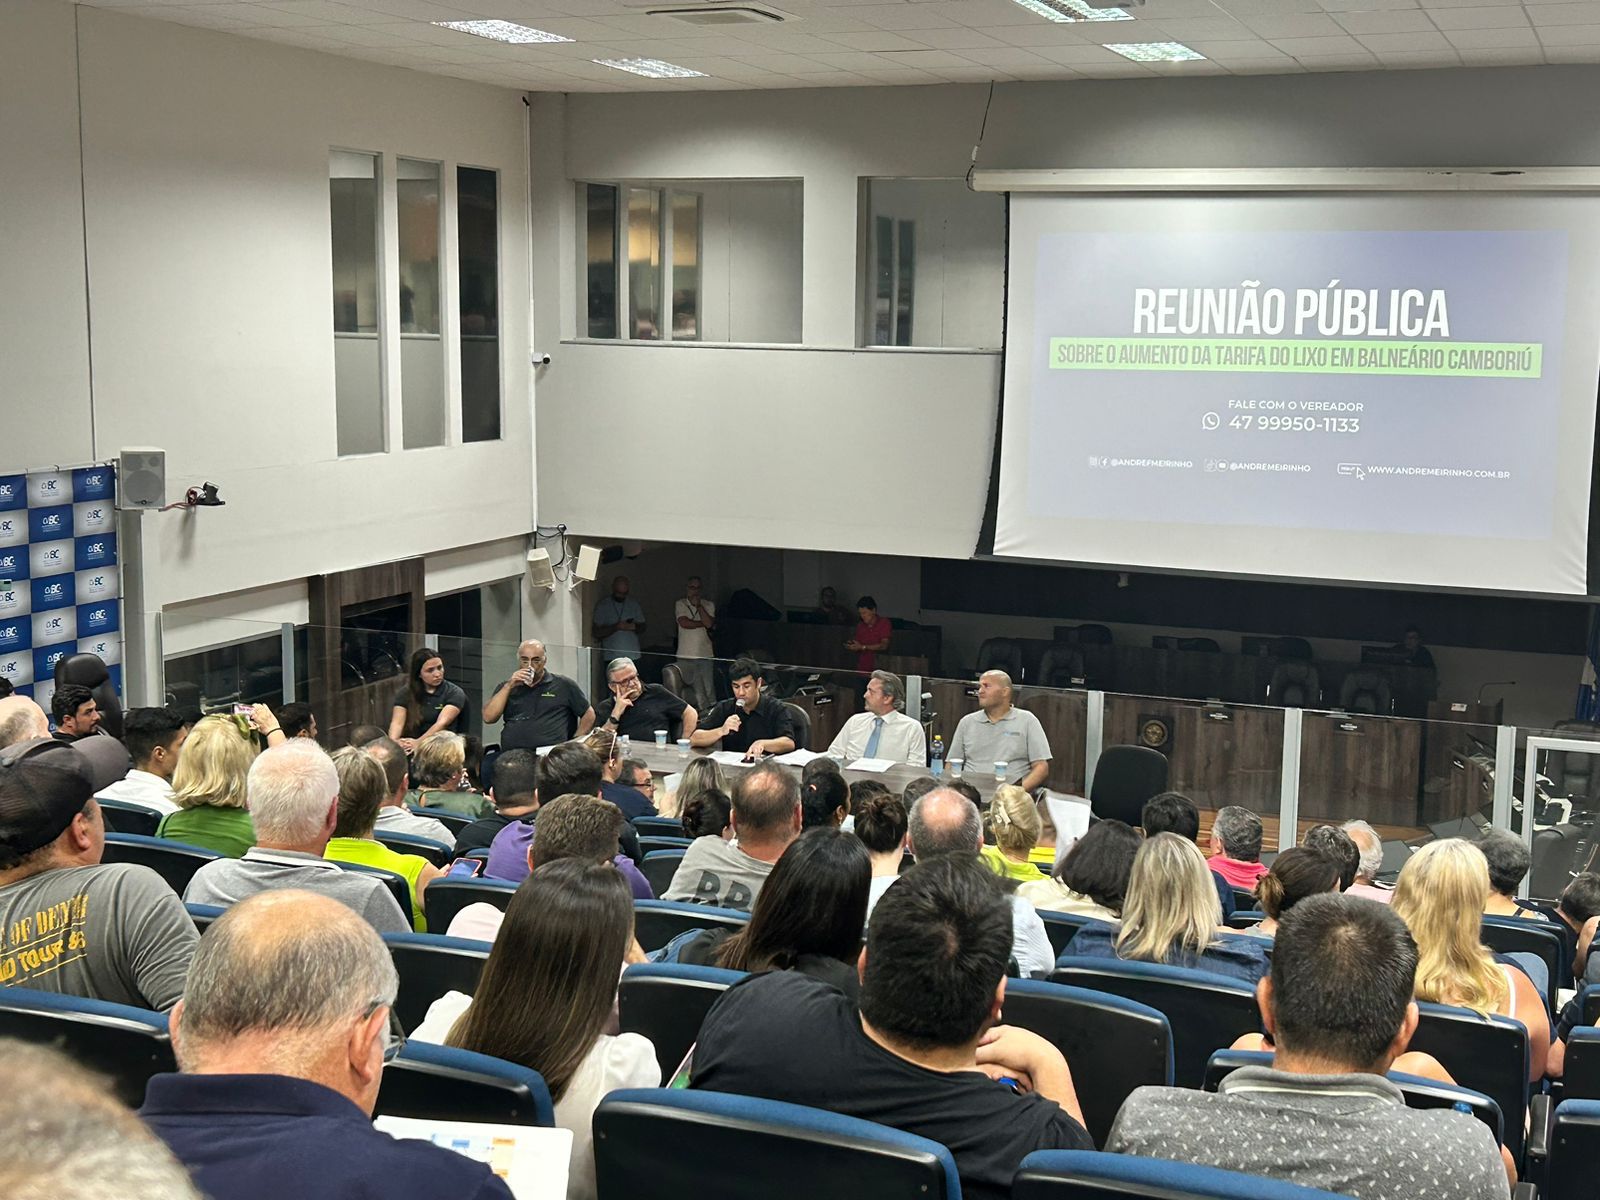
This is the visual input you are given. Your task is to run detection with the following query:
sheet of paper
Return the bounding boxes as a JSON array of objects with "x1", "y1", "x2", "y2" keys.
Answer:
[
  {"x1": 1043, "y1": 793, "x2": 1093, "y2": 869},
  {"x1": 772, "y1": 748, "x2": 826, "y2": 766},
  {"x1": 535, "y1": 744, "x2": 554, "y2": 757},
  {"x1": 708, "y1": 751, "x2": 753, "y2": 767},
  {"x1": 662, "y1": 773, "x2": 683, "y2": 797},
  {"x1": 375, "y1": 1116, "x2": 572, "y2": 1200},
  {"x1": 846, "y1": 757, "x2": 896, "y2": 773}
]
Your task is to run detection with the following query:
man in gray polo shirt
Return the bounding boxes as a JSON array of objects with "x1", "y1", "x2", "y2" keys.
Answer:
[
  {"x1": 185, "y1": 741, "x2": 409, "y2": 935},
  {"x1": 1105, "y1": 893, "x2": 1513, "y2": 1199},
  {"x1": 947, "y1": 671, "x2": 1051, "y2": 790}
]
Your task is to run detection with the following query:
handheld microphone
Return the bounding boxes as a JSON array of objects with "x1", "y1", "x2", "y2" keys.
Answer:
[{"x1": 736, "y1": 698, "x2": 747, "y2": 711}]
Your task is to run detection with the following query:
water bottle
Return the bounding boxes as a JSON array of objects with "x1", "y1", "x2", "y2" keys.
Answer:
[{"x1": 930, "y1": 734, "x2": 944, "y2": 778}]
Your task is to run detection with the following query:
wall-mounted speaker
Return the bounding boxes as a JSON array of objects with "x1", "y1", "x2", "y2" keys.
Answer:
[
  {"x1": 117, "y1": 447, "x2": 165, "y2": 510},
  {"x1": 526, "y1": 547, "x2": 555, "y2": 590},
  {"x1": 573, "y1": 545, "x2": 602, "y2": 583}
]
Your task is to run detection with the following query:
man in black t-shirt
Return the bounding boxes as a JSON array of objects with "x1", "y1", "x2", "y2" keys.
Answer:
[
  {"x1": 691, "y1": 657, "x2": 798, "y2": 760},
  {"x1": 692, "y1": 856, "x2": 1091, "y2": 1200},
  {"x1": 594, "y1": 657, "x2": 698, "y2": 743},
  {"x1": 481, "y1": 640, "x2": 594, "y2": 753},
  {"x1": 452, "y1": 749, "x2": 539, "y2": 856}
]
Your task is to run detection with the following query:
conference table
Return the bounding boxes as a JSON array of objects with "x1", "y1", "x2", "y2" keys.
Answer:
[{"x1": 628, "y1": 742, "x2": 1020, "y2": 801}]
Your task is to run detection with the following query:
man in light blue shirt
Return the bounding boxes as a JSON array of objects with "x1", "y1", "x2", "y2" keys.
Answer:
[{"x1": 592, "y1": 575, "x2": 646, "y2": 658}]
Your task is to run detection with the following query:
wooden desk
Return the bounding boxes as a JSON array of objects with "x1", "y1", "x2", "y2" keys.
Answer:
[
  {"x1": 1421, "y1": 701, "x2": 1499, "y2": 823},
  {"x1": 1102, "y1": 695, "x2": 1284, "y2": 812},
  {"x1": 1298, "y1": 712, "x2": 1423, "y2": 825},
  {"x1": 630, "y1": 743, "x2": 1019, "y2": 801}
]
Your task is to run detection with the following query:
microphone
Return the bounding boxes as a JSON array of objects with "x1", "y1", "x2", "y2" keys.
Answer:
[
  {"x1": 735, "y1": 698, "x2": 746, "y2": 711},
  {"x1": 1477, "y1": 681, "x2": 1517, "y2": 702}
]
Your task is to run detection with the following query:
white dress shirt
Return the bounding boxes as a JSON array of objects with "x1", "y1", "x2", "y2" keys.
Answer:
[
  {"x1": 95, "y1": 769, "x2": 180, "y2": 815},
  {"x1": 827, "y1": 708, "x2": 927, "y2": 766}
]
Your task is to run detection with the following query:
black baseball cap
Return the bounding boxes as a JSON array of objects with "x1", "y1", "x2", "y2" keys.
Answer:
[{"x1": 0, "y1": 738, "x2": 96, "y2": 860}]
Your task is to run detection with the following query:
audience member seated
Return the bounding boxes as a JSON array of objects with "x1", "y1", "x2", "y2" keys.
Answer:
[
  {"x1": 847, "y1": 777, "x2": 891, "y2": 824},
  {"x1": 1105, "y1": 894, "x2": 1513, "y2": 1199},
  {"x1": 826, "y1": 670, "x2": 927, "y2": 766},
  {"x1": 323, "y1": 748, "x2": 438, "y2": 932},
  {"x1": 692, "y1": 855, "x2": 1092, "y2": 1200},
  {"x1": 980, "y1": 785, "x2": 1047, "y2": 884},
  {"x1": 272, "y1": 702, "x2": 319, "y2": 741},
  {"x1": 801, "y1": 769, "x2": 850, "y2": 830},
  {"x1": 408, "y1": 731, "x2": 487, "y2": 819},
  {"x1": 388, "y1": 647, "x2": 467, "y2": 753},
  {"x1": 1141, "y1": 792, "x2": 1235, "y2": 919},
  {"x1": 1206, "y1": 805, "x2": 1269, "y2": 893},
  {"x1": 1031, "y1": 795, "x2": 1059, "y2": 871},
  {"x1": 1553, "y1": 871, "x2": 1600, "y2": 979},
  {"x1": 947, "y1": 670, "x2": 1051, "y2": 792},
  {"x1": 1478, "y1": 829, "x2": 1547, "y2": 922},
  {"x1": 364, "y1": 737, "x2": 452, "y2": 846},
  {"x1": 662, "y1": 762, "x2": 800, "y2": 911},
  {"x1": 452, "y1": 794, "x2": 645, "y2": 939},
  {"x1": 184, "y1": 742, "x2": 410, "y2": 935},
  {"x1": 1302, "y1": 824, "x2": 1360, "y2": 891},
  {"x1": 51, "y1": 684, "x2": 103, "y2": 743},
  {"x1": 900, "y1": 774, "x2": 940, "y2": 810},
  {"x1": 1017, "y1": 818, "x2": 1140, "y2": 921},
  {"x1": 8, "y1": 1039, "x2": 203, "y2": 1200},
  {"x1": 156, "y1": 714, "x2": 258, "y2": 857},
  {"x1": 854, "y1": 789, "x2": 909, "y2": 915},
  {"x1": 1391, "y1": 839, "x2": 1548, "y2": 1081},
  {"x1": 681, "y1": 788, "x2": 732, "y2": 840},
  {"x1": 595, "y1": 656, "x2": 699, "y2": 745},
  {"x1": 907, "y1": 788, "x2": 1054, "y2": 977},
  {"x1": 586, "y1": 728, "x2": 656, "y2": 821},
  {"x1": 660, "y1": 756, "x2": 725, "y2": 822},
  {"x1": 616, "y1": 757, "x2": 658, "y2": 817},
  {"x1": 659, "y1": 828, "x2": 869, "y2": 999},
  {"x1": 0, "y1": 738, "x2": 197, "y2": 1009},
  {"x1": 0, "y1": 695, "x2": 50, "y2": 749},
  {"x1": 452, "y1": 748, "x2": 537, "y2": 856},
  {"x1": 94, "y1": 706, "x2": 188, "y2": 816},
  {"x1": 484, "y1": 746, "x2": 647, "y2": 887},
  {"x1": 1237, "y1": 847, "x2": 1341, "y2": 939},
  {"x1": 347, "y1": 723, "x2": 386, "y2": 747},
  {"x1": 414, "y1": 860, "x2": 655, "y2": 1200},
  {"x1": 142, "y1": 891, "x2": 514, "y2": 1200},
  {"x1": 691, "y1": 657, "x2": 796, "y2": 760},
  {"x1": 1341, "y1": 819, "x2": 1394, "y2": 903},
  {"x1": 1070, "y1": 833, "x2": 1271, "y2": 986}
]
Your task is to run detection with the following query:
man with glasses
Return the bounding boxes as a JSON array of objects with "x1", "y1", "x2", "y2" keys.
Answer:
[
  {"x1": 482, "y1": 638, "x2": 594, "y2": 753},
  {"x1": 615, "y1": 756, "x2": 658, "y2": 819},
  {"x1": 595, "y1": 657, "x2": 699, "y2": 744},
  {"x1": 142, "y1": 890, "x2": 514, "y2": 1200}
]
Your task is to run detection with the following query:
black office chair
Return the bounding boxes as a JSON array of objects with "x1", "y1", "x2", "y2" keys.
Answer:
[
  {"x1": 1038, "y1": 910, "x2": 1112, "y2": 960},
  {"x1": 1088, "y1": 745, "x2": 1169, "y2": 827},
  {"x1": 1225, "y1": 910, "x2": 1266, "y2": 930},
  {"x1": 1338, "y1": 670, "x2": 1392, "y2": 715},
  {"x1": 617, "y1": 962, "x2": 747, "y2": 1079},
  {"x1": 1266, "y1": 662, "x2": 1320, "y2": 708},
  {"x1": 95, "y1": 798, "x2": 162, "y2": 837},
  {"x1": 408, "y1": 805, "x2": 471, "y2": 836},
  {"x1": 382, "y1": 932, "x2": 492, "y2": 1031},
  {"x1": 373, "y1": 829, "x2": 452, "y2": 868},
  {"x1": 1003, "y1": 978, "x2": 1173, "y2": 1147},
  {"x1": 422, "y1": 877, "x2": 518, "y2": 934},
  {"x1": 377, "y1": 1042, "x2": 554, "y2": 1127},
  {"x1": 784, "y1": 701, "x2": 812, "y2": 751},
  {"x1": 661, "y1": 661, "x2": 692, "y2": 705},
  {"x1": 1481, "y1": 915, "x2": 1566, "y2": 1014},
  {"x1": 641, "y1": 850, "x2": 686, "y2": 896},
  {"x1": 1036, "y1": 643, "x2": 1087, "y2": 689},
  {"x1": 1272, "y1": 636, "x2": 1314, "y2": 661},
  {"x1": 1549, "y1": 721, "x2": 1600, "y2": 808},
  {"x1": 1557, "y1": 1027, "x2": 1600, "y2": 1102},
  {"x1": 1072, "y1": 624, "x2": 1113, "y2": 646},
  {"x1": 335, "y1": 861, "x2": 413, "y2": 922},
  {"x1": 976, "y1": 637, "x2": 1025, "y2": 681},
  {"x1": 102, "y1": 833, "x2": 220, "y2": 896},
  {"x1": 0, "y1": 987, "x2": 175, "y2": 1106},
  {"x1": 633, "y1": 900, "x2": 749, "y2": 954},
  {"x1": 54, "y1": 651, "x2": 124, "y2": 739},
  {"x1": 1053, "y1": 957, "x2": 1262, "y2": 1088},
  {"x1": 1175, "y1": 638, "x2": 1220, "y2": 653},
  {"x1": 1407, "y1": 999, "x2": 1536, "y2": 1164}
]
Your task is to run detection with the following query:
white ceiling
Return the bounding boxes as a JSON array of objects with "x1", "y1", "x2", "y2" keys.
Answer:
[{"x1": 74, "y1": 0, "x2": 1600, "y2": 92}]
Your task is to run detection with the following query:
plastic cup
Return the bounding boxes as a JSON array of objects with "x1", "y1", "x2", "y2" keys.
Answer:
[
  {"x1": 676, "y1": 737, "x2": 691, "y2": 758},
  {"x1": 948, "y1": 758, "x2": 963, "y2": 779},
  {"x1": 654, "y1": 729, "x2": 668, "y2": 747},
  {"x1": 994, "y1": 761, "x2": 1007, "y2": 783}
]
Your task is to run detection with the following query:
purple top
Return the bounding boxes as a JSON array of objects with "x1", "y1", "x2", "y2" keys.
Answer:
[{"x1": 484, "y1": 817, "x2": 652, "y2": 899}]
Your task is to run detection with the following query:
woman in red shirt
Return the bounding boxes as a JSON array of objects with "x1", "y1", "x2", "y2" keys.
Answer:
[{"x1": 846, "y1": 595, "x2": 892, "y2": 673}]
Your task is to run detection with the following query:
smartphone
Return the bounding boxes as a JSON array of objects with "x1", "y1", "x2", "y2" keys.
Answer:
[{"x1": 233, "y1": 704, "x2": 253, "y2": 717}]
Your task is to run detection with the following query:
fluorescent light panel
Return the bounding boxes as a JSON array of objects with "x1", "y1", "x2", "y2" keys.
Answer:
[
  {"x1": 431, "y1": 19, "x2": 572, "y2": 43},
  {"x1": 1104, "y1": 40, "x2": 1204, "y2": 62},
  {"x1": 592, "y1": 56, "x2": 707, "y2": 78},
  {"x1": 1009, "y1": 0, "x2": 1133, "y2": 21}
]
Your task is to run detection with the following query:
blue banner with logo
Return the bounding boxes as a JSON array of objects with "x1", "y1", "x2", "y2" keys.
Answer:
[{"x1": 0, "y1": 466, "x2": 120, "y2": 709}]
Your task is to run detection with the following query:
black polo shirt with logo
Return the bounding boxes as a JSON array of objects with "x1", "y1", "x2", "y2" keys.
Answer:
[
  {"x1": 498, "y1": 672, "x2": 590, "y2": 751},
  {"x1": 699, "y1": 693, "x2": 797, "y2": 753}
]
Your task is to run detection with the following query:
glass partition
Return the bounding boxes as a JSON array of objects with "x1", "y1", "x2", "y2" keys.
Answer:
[{"x1": 1513, "y1": 725, "x2": 1600, "y2": 901}]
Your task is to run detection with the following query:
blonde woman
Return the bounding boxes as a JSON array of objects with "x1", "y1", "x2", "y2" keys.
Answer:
[
  {"x1": 659, "y1": 755, "x2": 725, "y2": 822},
  {"x1": 980, "y1": 785, "x2": 1047, "y2": 883},
  {"x1": 156, "y1": 715, "x2": 258, "y2": 857},
  {"x1": 1392, "y1": 839, "x2": 1548, "y2": 1081},
  {"x1": 1067, "y1": 832, "x2": 1271, "y2": 985},
  {"x1": 411, "y1": 731, "x2": 488, "y2": 819}
]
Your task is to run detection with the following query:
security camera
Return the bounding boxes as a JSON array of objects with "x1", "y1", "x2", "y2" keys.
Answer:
[
  {"x1": 185, "y1": 482, "x2": 225, "y2": 508},
  {"x1": 532, "y1": 352, "x2": 552, "y2": 366}
]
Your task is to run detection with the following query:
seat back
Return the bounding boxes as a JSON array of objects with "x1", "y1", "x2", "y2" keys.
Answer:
[
  {"x1": 1481, "y1": 915, "x2": 1566, "y2": 1013},
  {"x1": 594, "y1": 1088, "x2": 960, "y2": 1200},
  {"x1": 634, "y1": 899, "x2": 750, "y2": 953},
  {"x1": 1052, "y1": 957, "x2": 1260, "y2": 1088},
  {"x1": 1272, "y1": 637, "x2": 1313, "y2": 661},
  {"x1": 408, "y1": 804, "x2": 471, "y2": 835},
  {"x1": 1073, "y1": 624, "x2": 1113, "y2": 646},
  {"x1": 1560, "y1": 1027, "x2": 1600, "y2": 1102},
  {"x1": 661, "y1": 661, "x2": 690, "y2": 704},
  {"x1": 1014, "y1": 1150, "x2": 1351, "y2": 1200},
  {"x1": 640, "y1": 834, "x2": 693, "y2": 855},
  {"x1": 784, "y1": 701, "x2": 812, "y2": 751},
  {"x1": 102, "y1": 832, "x2": 221, "y2": 895},
  {"x1": 335, "y1": 860, "x2": 412, "y2": 918},
  {"x1": 1406, "y1": 999, "x2": 1529, "y2": 1160},
  {"x1": 1003, "y1": 978, "x2": 1173, "y2": 1147},
  {"x1": 634, "y1": 815, "x2": 687, "y2": 837},
  {"x1": 422, "y1": 876, "x2": 519, "y2": 934},
  {"x1": 1266, "y1": 662, "x2": 1319, "y2": 709},
  {"x1": 1036, "y1": 643, "x2": 1086, "y2": 690},
  {"x1": 373, "y1": 829, "x2": 452, "y2": 867},
  {"x1": 377, "y1": 1041, "x2": 554, "y2": 1127},
  {"x1": 185, "y1": 901, "x2": 225, "y2": 931},
  {"x1": 1202, "y1": 1049, "x2": 1503, "y2": 1144},
  {"x1": 1225, "y1": 910, "x2": 1266, "y2": 930},
  {"x1": 1338, "y1": 670, "x2": 1391, "y2": 715},
  {"x1": 617, "y1": 961, "x2": 746, "y2": 1079},
  {"x1": 641, "y1": 849, "x2": 686, "y2": 896},
  {"x1": 0, "y1": 987, "x2": 174, "y2": 1106},
  {"x1": 95, "y1": 798, "x2": 162, "y2": 837},
  {"x1": 1547, "y1": 1098, "x2": 1600, "y2": 1200},
  {"x1": 1038, "y1": 910, "x2": 1113, "y2": 960},
  {"x1": 382, "y1": 932, "x2": 492, "y2": 1031},
  {"x1": 55, "y1": 651, "x2": 124, "y2": 739},
  {"x1": 977, "y1": 637, "x2": 1026, "y2": 681},
  {"x1": 1088, "y1": 745, "x2": 1170, "y2": 826}
]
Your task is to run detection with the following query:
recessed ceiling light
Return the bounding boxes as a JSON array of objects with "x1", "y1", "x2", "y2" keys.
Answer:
[
  {"x1": 1008, "y1": 0, "x2": 1133, "y2": 21},
  {"x1": 1104, "y1": 40, "x2": 1204, "y2": 62},
  {"x1": 592, "y1": 56, "x2": 707, "y2": 78},
  {"x1": 431, "y1": 19, "x2": 572, "y2": 44}
]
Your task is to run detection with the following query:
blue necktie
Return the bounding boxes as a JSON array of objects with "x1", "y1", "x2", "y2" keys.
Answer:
[{"x1": 863, "y1": 716, "x2": 884, "y2": 758}]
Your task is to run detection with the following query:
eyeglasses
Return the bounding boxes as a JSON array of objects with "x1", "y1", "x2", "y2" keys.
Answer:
[{"x1": 364, "y1": 998, "x2": 407, "y2": 1064}]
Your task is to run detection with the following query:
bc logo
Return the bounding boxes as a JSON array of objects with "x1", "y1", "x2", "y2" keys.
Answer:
[
  {"x1": 85, "y1": 542, "x2": 104, "y2": 557},
  {"x1": 42, "y1": 583, "x2": 62, "y2": 600},
  {"x1": 43, "y1": 548, "x2": 61, "y2": 564},
  {"x1": 40, "y1": 480, "x2": 58, "y2": 494},
  {"x1": 89, "y1": 576, "x2": 104, "y2": 589},
  {"x1": 0, "y1": 521, "x2": 13, "y2": 537},
  {"x1": 89, "y1": 608, "x2": 107, "y2": 623},
  {"x1": 39, "y1": 514, "x2": 61, "y2": 531},
  {"x1": 87, "y1": 508, "x2": 103, "y2": 521},
  {"x1": 45, "y1": 617, "x2": 62, "y2": 633},
  {"x1": 0, "y1": 486, "x2": 12, "y2": 502},
  {"x1": 84, "y1": 474, "x2": 102, "y2": 488}
]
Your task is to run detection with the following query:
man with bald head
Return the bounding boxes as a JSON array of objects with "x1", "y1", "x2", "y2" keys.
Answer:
[
  {"x1": 141, "y1": 891, "x2": 514, "y2": 1200},
  {"x1": 0, "y1": 696, "x2": 49, "y2": 750},
  {"x1": 898, "y1": 787, "x2": 1055, "y2": 977},
  {"x1": 947, "y1": 670, "x2": 1052, "y2": 791},
  {"x1": 482, "y1": 638, "x2": 594, "y2": 753}
]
